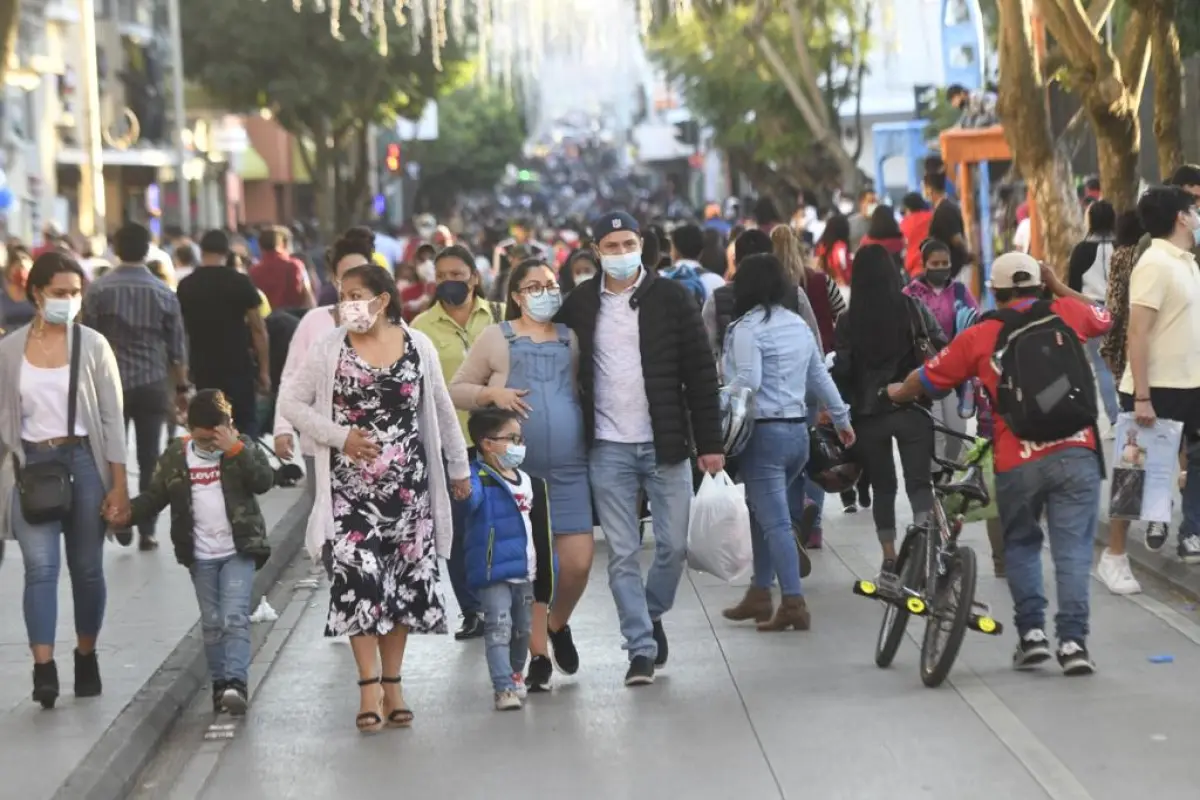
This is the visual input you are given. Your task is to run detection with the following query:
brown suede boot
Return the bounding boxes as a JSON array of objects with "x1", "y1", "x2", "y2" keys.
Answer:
[
  {"x1": 986, "y1": 518, "x2": 1006, "y2": 578},
  {"x1": 722, "y1": 587, "x2": 774, "y2": 622},
  {"x1": 757, "y1": 595, "x2": 811, "y2": 632}
]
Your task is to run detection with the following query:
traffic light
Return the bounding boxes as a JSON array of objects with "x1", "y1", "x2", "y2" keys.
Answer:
[
  {"x1": 385, "y1": 142, "x2": 401, "y2": 173},
  {"x1": 673, "y1": 120, "x2": 700, "y2": 147}
]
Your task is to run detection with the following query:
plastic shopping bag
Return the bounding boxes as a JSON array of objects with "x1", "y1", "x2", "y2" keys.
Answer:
[{"x1": 687, "y1": 471, "x2": 752, "y2": 582}]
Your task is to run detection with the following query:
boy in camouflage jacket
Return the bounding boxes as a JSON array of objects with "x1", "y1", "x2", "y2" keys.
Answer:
[{"x1": 122, "y1": 390, "x2": 275, "y2": 715}]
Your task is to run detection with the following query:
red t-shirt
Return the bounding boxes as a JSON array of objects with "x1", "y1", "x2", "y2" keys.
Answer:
[
  {"x1": 918, "y1": 297, "x2": 1113, "y2": 473},
  {"x1": 249, "y1": 252, "x2": 309, "y2": 310}
]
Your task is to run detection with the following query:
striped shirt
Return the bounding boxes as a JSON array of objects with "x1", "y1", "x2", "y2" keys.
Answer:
[{"x1": 81, "y1": 264, "x2": 187, "y2": 390}]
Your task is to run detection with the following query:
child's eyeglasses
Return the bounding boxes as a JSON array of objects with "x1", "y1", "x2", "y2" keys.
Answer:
[{"x1": 486, "y1": 433, "x2": 525, "y2": 445}]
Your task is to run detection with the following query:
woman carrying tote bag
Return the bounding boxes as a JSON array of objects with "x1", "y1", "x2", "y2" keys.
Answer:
[{"x1": 0, "y1": 252, "x2": 129, "y2": 709}]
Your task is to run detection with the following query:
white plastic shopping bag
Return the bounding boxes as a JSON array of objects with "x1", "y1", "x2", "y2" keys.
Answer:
[{"x1": 687, "y1": 471, "x2": 752, "y2": 582}]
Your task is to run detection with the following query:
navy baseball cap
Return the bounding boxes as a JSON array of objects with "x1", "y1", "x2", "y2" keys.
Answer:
[{"x1": 592, "y1": 211, "x2": 640, "y2": 243}]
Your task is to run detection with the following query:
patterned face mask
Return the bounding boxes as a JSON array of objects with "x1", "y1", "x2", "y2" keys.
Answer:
[{"x1": 339, "y1": 298, "x2": 379, "y2": 333}]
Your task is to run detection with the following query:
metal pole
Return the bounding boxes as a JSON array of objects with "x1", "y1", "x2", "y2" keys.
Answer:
[
  {"x1": 76, "y1": 0, "x2": 106, "y2": 246},
  {"x1": 167, "y1": 0, "x2": 190, "y2": 231}
]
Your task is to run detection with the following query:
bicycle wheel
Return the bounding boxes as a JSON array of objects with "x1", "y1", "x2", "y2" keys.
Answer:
[
  {"x1": 874, "y1": 530, "x2": 924, "y2": 668},
  {"x1": 919, "y1": 545, "x2": 978, "y2": 688}
]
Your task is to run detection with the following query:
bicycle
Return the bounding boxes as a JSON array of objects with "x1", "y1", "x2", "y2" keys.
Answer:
[{"x1": 851, "y1": 403, "x2": 1004, "y2": 688}]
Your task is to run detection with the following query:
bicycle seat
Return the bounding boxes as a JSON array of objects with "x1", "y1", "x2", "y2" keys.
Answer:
[{"x1": 939, "y1": 466, "x2": 990, "y2": 506}]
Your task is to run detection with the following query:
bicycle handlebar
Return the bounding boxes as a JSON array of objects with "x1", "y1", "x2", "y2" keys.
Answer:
[{"x1": 877, "y1": 390, "x2": 980, "y2": 444}]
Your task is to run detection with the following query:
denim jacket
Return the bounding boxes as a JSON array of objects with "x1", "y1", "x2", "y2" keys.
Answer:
[{"x1": 723, "y1": 305, "x2": 850, "y2": 428}]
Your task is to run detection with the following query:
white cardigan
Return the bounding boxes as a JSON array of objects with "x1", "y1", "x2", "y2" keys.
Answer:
[{"x1": 278, "y1": 324, "x2": 470, "y2": 562}]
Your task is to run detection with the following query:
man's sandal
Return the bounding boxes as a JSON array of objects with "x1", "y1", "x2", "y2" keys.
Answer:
[
  {"x1": 381, "y1": 676, "x2": 414, "y2": 728},
  {"x1": 356, "y1": 677, "x2": 384, "y2": 733}
]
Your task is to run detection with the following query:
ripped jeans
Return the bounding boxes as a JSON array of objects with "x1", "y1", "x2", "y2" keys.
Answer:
[{"x1": 191, "y1": 554, "x2": 255, "y2": 684}]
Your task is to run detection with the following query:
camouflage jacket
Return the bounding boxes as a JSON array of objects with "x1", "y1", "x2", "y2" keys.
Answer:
[{"x1": 129, "y1": 436, "x2": 275, "y2": 569}]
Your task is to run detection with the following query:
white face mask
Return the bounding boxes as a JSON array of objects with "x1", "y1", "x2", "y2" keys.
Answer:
[
  {"x1": 339, "y1": 298, "x2": 380, "y2": 333},
  {"x1": 416, "y1": 260, "x2": 435, "y2": 283}
]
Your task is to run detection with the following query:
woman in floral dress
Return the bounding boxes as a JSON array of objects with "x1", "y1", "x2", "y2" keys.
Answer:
[{"x1": 279, "y1": 262, "x2": 470, "y2": 734}]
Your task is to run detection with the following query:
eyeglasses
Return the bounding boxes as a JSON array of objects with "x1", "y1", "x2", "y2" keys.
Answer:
[
  {"x1": 517, "y1": 284, "x2": 560, "y2": 298},
  {"x1": 486, "y1": 433, "x2": 524, "y2": 445}
]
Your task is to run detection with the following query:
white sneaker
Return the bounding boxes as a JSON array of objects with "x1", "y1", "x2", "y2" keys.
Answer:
[
  {"x1": 1095, "y1": 549, "x2": 1142, "y2": 595},
  {"x1": 511, "y1": 673, "x2": 527, "y2": 699},
  {"x1": 494, "y1": 690, "x2": 522, "y2": 711}
]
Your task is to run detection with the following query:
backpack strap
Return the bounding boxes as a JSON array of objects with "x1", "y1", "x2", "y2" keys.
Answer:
[{"x1": 990, "y1": 301, "x2": 1054, "y2": 354}]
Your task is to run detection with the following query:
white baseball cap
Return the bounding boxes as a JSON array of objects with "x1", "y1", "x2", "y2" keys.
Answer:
[{"x1": 989, "y1": 251, "x2": 1042, "y2": 290}]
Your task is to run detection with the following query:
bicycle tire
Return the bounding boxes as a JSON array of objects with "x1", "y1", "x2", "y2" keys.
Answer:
[
  {"x1": 920, "y1": 545, "x2": 978, "y2": 688},
  {"x1": 874, "y1": 530, "x2": 924, "y2": 668}
]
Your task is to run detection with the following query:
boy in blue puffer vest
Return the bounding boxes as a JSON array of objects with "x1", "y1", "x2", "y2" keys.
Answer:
[{"x1": 464, "y1": 408, "x2": 554, "y2": 710}]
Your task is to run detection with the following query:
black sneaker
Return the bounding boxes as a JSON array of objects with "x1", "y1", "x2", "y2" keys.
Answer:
[
  {"x1": 454, "y1": 612, "x2": 485, "y2": 641},
  {"x1": 1144, "y1": 522, "x2": 1169, "y2": 552},
  {"x1": 652, "y1": 619, "x2": 668, "y2": 667},
  {"x1": 624, "y1": 655, "x2": 655, "y2": 687},
  {"x1": 138, "y1": 534, "x2": 159, "y2": 551},
  {"x1": 547, "y1": 624, "x2": 580, "y2": 675},
  {"x1": 74, "y1": 649, "x2": 102, "y2": 698},
  {"x1": 526, "y1": 655, "x2": 553, "y2": 693},
  {"x1": 212, "y1": 680, "x2": 227, "y2": 713},
  {"x1": 221, "y1": 680, "x2": 249, "y2": 715},
  {"x1": 1013, "y1": 629, "x2": 1053, "y2": 670},
  {"x1": 1056, "y1": 641, "x2": 1095, "y2": 676},
  {"x1": 1177, "y1": 533, "x2": 1200, "y2": 564},
  {"x1": 857, "y1": 482, "x2": 872, "y2": 509}
]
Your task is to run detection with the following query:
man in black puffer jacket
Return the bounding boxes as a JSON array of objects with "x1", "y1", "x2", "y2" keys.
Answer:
[{"x1": 557, "y1": 211, "x2": 724, "y2": 688}]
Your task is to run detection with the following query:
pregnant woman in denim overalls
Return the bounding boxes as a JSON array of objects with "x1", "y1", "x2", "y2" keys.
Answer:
[{"x1": 451, "y1": 258, "x2": 592, "y2": 693}]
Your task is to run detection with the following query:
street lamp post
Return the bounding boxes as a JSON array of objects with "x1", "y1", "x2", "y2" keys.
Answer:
[
  {"x1": 76, "y1": 0, "x2": 105, "y2": 247},
  {"x1": 167, "y1": 0, "x2": 190, "y2": 230}
]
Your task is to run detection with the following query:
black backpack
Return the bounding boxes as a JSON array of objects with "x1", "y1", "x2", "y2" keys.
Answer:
[{"x1": 985, "y1": 301, "x2": 1098, "y2": 443}]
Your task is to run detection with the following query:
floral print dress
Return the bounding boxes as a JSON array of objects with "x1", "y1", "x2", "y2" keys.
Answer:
[{"x1": 325, "y1": 337, "x2": 446, "y2": 637}]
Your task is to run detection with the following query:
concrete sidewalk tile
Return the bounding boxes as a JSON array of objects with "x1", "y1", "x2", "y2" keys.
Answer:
[{"x1": 0, "y1": 483, "x2": 310, "y2": 800}]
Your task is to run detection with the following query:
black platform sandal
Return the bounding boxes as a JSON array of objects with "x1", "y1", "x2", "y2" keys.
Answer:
[
  {"x1": 381, "y1": 676, "x2": 414, "y2": 728},
  {"x1": 356, "y1": 677, "x2": 384, "y2": 733}
]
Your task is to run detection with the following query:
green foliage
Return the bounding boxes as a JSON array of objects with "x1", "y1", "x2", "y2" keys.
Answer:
[
  {"x1": 405, "y1": 84, "x2": 527, "y2": 214},
  {"x1": 647, "y1": 1, "x2": 869, "y2": 192},
  {"x1": 179, "y1": 0, "x2": 472, "y2": 140}
]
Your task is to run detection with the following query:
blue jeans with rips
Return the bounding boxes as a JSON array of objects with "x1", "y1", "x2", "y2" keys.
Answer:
[
  {"x1": 480, "y1": 581, "x2": 534, "y2": 692},
  {"x1": 191, "y1": 554, "x2": 256, "y2": 684},
  {"x1": 994, "y1": 448, "x2": 1101, "y2": 645}
]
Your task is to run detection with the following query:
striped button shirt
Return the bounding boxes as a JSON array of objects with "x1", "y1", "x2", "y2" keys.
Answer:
[{"x1": 81, "y1": 264, "x2": 187, "y2": 391}]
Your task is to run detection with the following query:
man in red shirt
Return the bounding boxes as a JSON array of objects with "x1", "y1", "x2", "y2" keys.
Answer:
[
  {"x1": 887, "y1": 252, "x2": 1112, "y2": 677},
  {"x1": 248, "y1": 226, "x2": 315, "y2": 312}
]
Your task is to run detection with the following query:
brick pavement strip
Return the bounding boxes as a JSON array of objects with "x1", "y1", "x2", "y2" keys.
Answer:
[{"x1": 0, "y1": 485, "x2": 311, "y2": 800}]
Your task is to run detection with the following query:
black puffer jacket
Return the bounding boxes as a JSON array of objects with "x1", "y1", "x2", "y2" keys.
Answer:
[{"x1": 557, "y1": 270, "x2": 722, "y2": 464}]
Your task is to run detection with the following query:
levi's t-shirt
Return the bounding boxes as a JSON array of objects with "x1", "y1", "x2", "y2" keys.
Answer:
[
  {"x1": 918, "y1": 296, "x2": 1112, "y2": 473},
  {"x1": 187, "y1": 444, "x2": 236, "y2": 560}
]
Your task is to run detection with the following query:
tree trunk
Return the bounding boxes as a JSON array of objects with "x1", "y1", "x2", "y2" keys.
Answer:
[
  {"x1": 1084, "y1": 88, "x2": 1141, "y2": 213},
  {"x1": 0, "y1": 0, "x2": 19, "y2": 90},
  {"x1": 996, "y1": 0, "x2": 1082, "y2": 273},
  {"x1": 1149, "y1": 0, "x2": 1184, "y2": 179},
  {"x1": 312, "y1": 140, "x2": 337, "y2": 243}
]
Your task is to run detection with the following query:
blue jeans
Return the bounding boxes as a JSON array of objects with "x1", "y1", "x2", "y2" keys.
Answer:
[
  {"x1": 1085, "y1": 335, "x2": 1118, "y2": 426},
  {"x1": 12, "y1": 443, "x2": 108, "y2": 646},
  {"x1": 994, "y1": 448, "x2": 1101, "y2": 644},
  {"x1": 742, "y1": 422, "x2": 810, "y2": 597},
  {"x1": 191, "y1": 554, "x2": 255, "y2": 684},
  {"x1": 589, "y1": 441, "x2": 692, "y2": 661},
  {"x1": 480, "y1": 581, "x2": 533, "y2": 692}
]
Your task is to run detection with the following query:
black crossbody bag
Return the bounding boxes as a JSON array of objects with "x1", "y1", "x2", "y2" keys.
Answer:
[{"x1": 15, "y1": 324, "x2": 83, "y2": 524}]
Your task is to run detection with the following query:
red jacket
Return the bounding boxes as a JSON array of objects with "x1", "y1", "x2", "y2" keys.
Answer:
[
  {"x1": 249, "y1": 251, "x2": 309, "y2": 310},
  {"x1": 899, "y1": 209, "x2": 933, "y2": 278}
]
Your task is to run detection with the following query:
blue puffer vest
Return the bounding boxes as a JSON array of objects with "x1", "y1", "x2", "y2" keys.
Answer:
[{"x1": 463, "y1": 460, "x2": 554, "y2": 600}]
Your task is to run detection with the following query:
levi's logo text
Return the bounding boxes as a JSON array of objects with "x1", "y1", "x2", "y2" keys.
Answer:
[{"x1": 190, "y1": 465, "x2": 221, "y2": 486}]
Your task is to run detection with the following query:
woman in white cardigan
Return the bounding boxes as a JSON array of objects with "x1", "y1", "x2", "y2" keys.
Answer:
[{"x1": 279, "y1": 263, "x2": 470, "y2": 734}]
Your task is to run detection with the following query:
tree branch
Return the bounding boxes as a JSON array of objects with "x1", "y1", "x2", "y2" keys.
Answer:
[
  {"x1": 1034, "y1": 0, "x2": 1102, "y2": 68},
  {"x1": 1086, "y1": 0, "x2": 1116, "y2": 32},
  {"x1": 783, "y1": 0, "x2": 830, "y2": 128},
  {"x1": 1116, "y1": 5, "x2": 1152, "y2": 103}
]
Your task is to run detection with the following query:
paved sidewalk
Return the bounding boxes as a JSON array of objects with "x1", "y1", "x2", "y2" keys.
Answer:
[
  {"x1": 141, "y1": 494, "x2": 1200, "y2": 800},
  {"x1": 0, "y1": 483, "x2": 304, "y2": 800}
]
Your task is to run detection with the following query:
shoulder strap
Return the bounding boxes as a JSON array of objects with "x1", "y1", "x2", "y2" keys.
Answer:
[
  {"x1": 67, "y1": 323, "x2": 82, "y2": 437},
  {"x1": 992, "y1": 302, "x2": 1055, "y2": 353},
  {"x1": 500, "y1": 321, "x2": 516, "y2": 343}
]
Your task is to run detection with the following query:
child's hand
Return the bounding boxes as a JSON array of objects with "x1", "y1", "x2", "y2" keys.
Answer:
[
  {"x1": 213, "y1": 425, "x2": 241, "y2": 454},
  {"x1": 450, "y1": 478, "x2": 471, "y2": 501}
]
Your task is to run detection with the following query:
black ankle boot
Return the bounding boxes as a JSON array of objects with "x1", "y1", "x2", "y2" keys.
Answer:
[
  {"x1": 32, "y1": 661, "x2": 59, "y2": 709},
  {"x1": 74, "y1": 649, "x2": 102, "y2": 698}
]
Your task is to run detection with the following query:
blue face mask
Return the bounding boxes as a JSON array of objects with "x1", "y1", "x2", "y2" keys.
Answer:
[
  {"x1": 524, "y1": 290, "x2": 562, "y2": 322},
  {"x1": 600, "y1": 251, "x2": 642, "y2": 281},
  {"x1": 498, "y1": 443, "x2": 526, "y2": 470},
  {"x1": 43, "y1": 297, "x2": 81, "y2": 325}
]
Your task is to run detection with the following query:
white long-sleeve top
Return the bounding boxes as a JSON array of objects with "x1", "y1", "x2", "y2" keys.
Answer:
[
  {"x1": 277, "y1": 323, "x2": 470, "y2": 561},
  {"x1": 274, "y1": 306, "x2": 337, "y2": 457}
]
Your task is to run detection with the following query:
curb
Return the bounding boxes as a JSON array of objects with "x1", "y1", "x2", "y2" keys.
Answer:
[
  {"x1": 52, "y1": 490, "x2": 312, "y2": 800},
  {"x1": 1095, "y1": 516, "x2": 1200, "y2": 604}
]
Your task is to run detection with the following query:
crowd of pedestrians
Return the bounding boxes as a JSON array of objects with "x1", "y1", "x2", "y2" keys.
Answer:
[{"x1": 0, "y1": 162, "x2": 1197, "y2": 729}]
